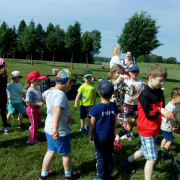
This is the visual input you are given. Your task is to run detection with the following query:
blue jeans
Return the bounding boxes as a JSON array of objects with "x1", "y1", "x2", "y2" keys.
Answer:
[{"x1": 94, "y1": 137, "x2": 114, "y2": 180}]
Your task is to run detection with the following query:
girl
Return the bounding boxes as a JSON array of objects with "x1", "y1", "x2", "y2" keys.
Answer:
[
  {"x1": 25, "y1": 71, "x2": 47, "y2": 144},
  {"x1": 107, "y1": 64, "x2": 138, "y2": 151},
  {"x1": 0, "y1": 58, "x2": 8, "y2": 134}
]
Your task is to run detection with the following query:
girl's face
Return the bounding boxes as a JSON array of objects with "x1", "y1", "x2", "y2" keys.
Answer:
[
  {"x1": 33, "y1": 79, "x2": 42, "y2": 86},
  {"x1": 113, "y1": 69, "x2": 121, "y2": 80}
]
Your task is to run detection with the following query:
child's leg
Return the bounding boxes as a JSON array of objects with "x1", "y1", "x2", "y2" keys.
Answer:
[
  {"x1": 0, "y1": 99, "x2": 8, "y2": 128},
  {"x1": 160, "y1": 138, "x2": 167, "y2": 148},
  {"x1": 63, "y1": 152, "x2": 71, "y2": 172},
  {"x1": 18, "y1": 113, "x2": 23, "y2": 124},
  {"x1": 163, "y1": 141, "x2": 173, "y2": 152},
  {"x1": 130, "y1": 117, "x2": 136, "y2": 130},
  {"x1": 128, "y1": 150, "x2": 142, "y2": 162},
  {"x1": 80, "y1": 118, "x2": 85, "y2": 128},
  {"x1": 144, "y1": 160, "x2": 156, "y2": 180},
  {"x1": 42, "y1": 150, "x2": 56, "y2": 171},
  {"x1": 7, "y1": 113, "x2": 11, "y2": 124}
]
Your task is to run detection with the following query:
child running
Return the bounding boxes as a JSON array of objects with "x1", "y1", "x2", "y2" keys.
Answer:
[
  {"x1": 0, "y1": 58, "x2": 9, "y2": 134},
  {"x1": 39, "y1": 69, "x2": 80, "y2": 180},
  {"x1": 121, "y1": 64, "x2": 173, "y2": 180},
  {"x1": 158, "y1": 87, "x2": 180, "y2": 161},
  {"x1": 74, "y1": 70, "x2": 97, "y2": 133},
  {"x1": 89, "y1": 80, "x2": 118, "y2": 180},
  {"x1": 25, "y1": 71, "x2": 47, "y2": 144},
  {"x1": 107, "y1": 64, "x2": 137, "y2": 151},
  {"x1": 6, "y1": 71, "x2": 26, "y2": 128}
]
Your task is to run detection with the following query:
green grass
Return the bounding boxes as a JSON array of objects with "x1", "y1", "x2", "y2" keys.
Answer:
[{"x1": 1, "y1": 59, "x2": 180, "y2": 179}]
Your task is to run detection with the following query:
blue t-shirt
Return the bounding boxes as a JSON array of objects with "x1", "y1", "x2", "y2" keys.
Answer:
[
  {"x1": 25, "y1": 87, "x2": 42, "y2": 103},
  {"x1": 90, "y1": 102, "x2": 118, "y2": 139}
]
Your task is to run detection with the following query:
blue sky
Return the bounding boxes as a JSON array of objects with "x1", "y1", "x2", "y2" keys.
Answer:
[{"x1": 0, "y1": 0, "x2": 180, "y2": 60}]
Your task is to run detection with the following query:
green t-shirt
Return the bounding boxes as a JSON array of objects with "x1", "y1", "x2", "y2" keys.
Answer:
[{"x1": 78, "y1": 83, "x2": 97, "y2": 106}]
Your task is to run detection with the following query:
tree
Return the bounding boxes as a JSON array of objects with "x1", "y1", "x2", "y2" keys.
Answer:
[
  {"x1": 91, "y1": 30, "x2": 101, "y2": 57},
  {"x1": 65, "y1": 21, "x2": 81, "y2": 69},
  {"x1": 165, "y1": 57, "x2": 177, "y2": 64},
  {"x1": 118, "y1": 11, "x2": 162, "y2": 60}
]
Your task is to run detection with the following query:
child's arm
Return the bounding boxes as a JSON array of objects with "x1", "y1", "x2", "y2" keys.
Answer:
[
  {"x1": 74, "y1": 92, "x2": 81, "y2": 110},
  {"x1": 26, "y1": 101, "x2": 44, "y2": 107},
  {"x1": 93, "y1": 91, "x2": 96, "y2": 105},
  {"x1": 22, "y1": 92, "x2": 26, "y2": 101},
  {"x1": 52, "y1": 106, "x2": 61, "y2": 140},
  {"x1": 89, "y1": 116, "x2": 96, "y2": 142},
  {"x1": 126, "y1": 89, "x2": 141, "y2": 103}
]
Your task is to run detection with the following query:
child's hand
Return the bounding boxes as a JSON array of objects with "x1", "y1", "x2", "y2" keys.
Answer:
[
  {"x1": 161, "y1": 108, "x2": 174, "y2": 120},
  {"x1": 52, "y1": 130, "x2": 59, "y2": 140},
  {"x1": 172, "y1": 127, "x2": 180, "y2": 134},
  {"x1": 74, "y1": 105, "x2": 77, "y2": 110},
  {"x1": 37, "y1": 102, "x2": 44, "y2": 107},
  {"x1": 121, "y1": 75, "x2": 129, "y2": 80}
]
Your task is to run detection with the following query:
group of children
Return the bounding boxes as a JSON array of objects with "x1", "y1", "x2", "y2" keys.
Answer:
[{"x1": 1, "y1": 56, "x2": 180, "y2": 180}]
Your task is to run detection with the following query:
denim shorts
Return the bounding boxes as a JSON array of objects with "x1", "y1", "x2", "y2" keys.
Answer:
[
  {"x1": 7, "y1": 102, "x2": 25, "y2": 114},
  {"x1": 80, "y1": 105, "x2": 93, "y2": 119},
  {"x1": 45, "y1": 132, "x2": 71, "y2": 155},
  {"x1": 162, "y1": 130, "x2": 174, "y2": 142},
  {"x1": 139, "y1": 135, "x2": 157, "y2": 160}
]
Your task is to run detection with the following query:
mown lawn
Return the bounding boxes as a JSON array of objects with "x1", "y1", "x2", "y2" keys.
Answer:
[{"x1": 0, "y1": 59, "x2": 180, "y2": 180}]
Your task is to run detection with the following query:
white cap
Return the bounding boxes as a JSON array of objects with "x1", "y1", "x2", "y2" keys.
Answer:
[{"x1": 11, "y1": 71, "x2": 23, "y2": 78}]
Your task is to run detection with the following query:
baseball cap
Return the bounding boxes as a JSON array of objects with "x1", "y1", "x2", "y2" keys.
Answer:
[
  {"x1": 98, "y1": 80, "x2": 114, "y2": 95},
  {"x1": 84, "y1": 70, "x2": 92, "y2": 77},
  {"x1": 129, "y1": 65, "x2": 139, "y2": 72},
  {"x1": 56, "y1": 69, "x2": 72, "y2": 82},
  {"x1": 0, "y1": 58, "x2": 7, "y2": 67},
  {"x1": 11, "y1": 71, "x2": 23, "y2": 78},
  {"x1": 27, "y1": 71, "x2": 47, "y2": 82}
]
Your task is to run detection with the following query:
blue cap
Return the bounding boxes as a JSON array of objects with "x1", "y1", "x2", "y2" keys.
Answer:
[
  {"x1": 129, "y1": 65, "x2": 139, "y2": 72},
  {"x1": 98, "y1": 80, "x2": 114, "y2": 95}
]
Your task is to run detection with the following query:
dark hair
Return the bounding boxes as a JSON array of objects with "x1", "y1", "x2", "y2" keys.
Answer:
[{"x1": 101, "y1": 91, "x2": 113, "y2": 99}]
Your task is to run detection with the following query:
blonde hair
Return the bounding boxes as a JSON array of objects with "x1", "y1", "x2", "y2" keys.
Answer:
[
  {"x1": 171, "y1": 88, "x2": 180, "y2": 98},
  {"x1": 0, "y1": 67, "x2": 7, "y2": 77},
  {"x1": 24, "y1": 80, "x2": 31, "y2": 92},
  {"x1": 107, "y1": 64, "x2": 125, "y2": 80},
  {"x1": 112, "y1": 45, "x2": 121, "y2": 57},
  {"x1": 147, "y1": 64, "x2": 167, "y2": 80}
]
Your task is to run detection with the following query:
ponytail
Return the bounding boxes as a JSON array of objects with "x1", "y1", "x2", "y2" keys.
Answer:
[{"x1": 24, "y1": 80, "x2": 31, "y2": 92}]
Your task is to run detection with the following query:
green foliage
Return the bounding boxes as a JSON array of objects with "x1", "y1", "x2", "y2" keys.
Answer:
[
  {"x1": 118, "y1": 11, "x2": 162, "y2": 59},
  {"x1": 91, "y1": 30, "x2": 101, "y2": 55}
]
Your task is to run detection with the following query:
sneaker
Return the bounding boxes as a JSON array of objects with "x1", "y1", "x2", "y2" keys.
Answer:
[
  {"x1": 65, "y1": 172, "x2": 80, "y2": 180},
  {"x1": 162, "y1": 152, "x2": 173, "y2": 162},
  {"x1": 158, "y1": 149, "x2": 163, "y2": 159},
  {"x1": 93, "y1": 175, "x2": 103, "y2": 180},
  {"x1": 80, "y1": 127, "x2": 85, "y2": 133},
  {"x1": 173, "y1": 161, "x2": 180, "y2": 172},
  {"x1": 114, "y1": 139, "x2": 122, "y2": 151},
  {"x1": 130, "y1": 132, "x2": 135, "y2": 139},
  {"x1": 121, "y1": 158, "x2": 136, "y2": 174},
  {"x1": 39, "y1": 170, "x2": 56, "y2": 180},
  {"x1": 3, "y1": 127, "x2": 9, "y2": 134},
  {"x1": 120, "y1": 134, "x2": 128, "y2": 140},
  {"x1": 85, "y1": 125, "x2": 89, "y2": 134}
]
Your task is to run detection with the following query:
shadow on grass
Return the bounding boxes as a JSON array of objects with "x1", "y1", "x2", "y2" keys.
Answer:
[{"x1": 165, "y1": 78, "x2": 180, "y2": 83}]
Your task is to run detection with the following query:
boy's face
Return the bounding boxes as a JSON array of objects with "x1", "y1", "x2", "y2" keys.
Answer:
[
  {"x1": 65, "y1": 80, "x2": 72, "y2": 92},
  {"x1": 129, "y1": 71, "x2": 139, "y2": 79},
  {"x1": 84, "y1": 76, "x2": 92, "y2": 84},
  {"x1": 149, "y1": 76, "x2": 164, "y2": 89},
  {"x1": 174, "y1": 96, "x2": 180, "y2": 104}
]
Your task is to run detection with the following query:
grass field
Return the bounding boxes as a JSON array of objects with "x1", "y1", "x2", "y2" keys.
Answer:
[{"x1": 0, "y1": 59, "x2": 180, "y2": 180}]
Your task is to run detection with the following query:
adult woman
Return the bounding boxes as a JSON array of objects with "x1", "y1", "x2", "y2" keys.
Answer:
[{"x1": 110, "y1": 45, "x2": 123, "y2": 69}]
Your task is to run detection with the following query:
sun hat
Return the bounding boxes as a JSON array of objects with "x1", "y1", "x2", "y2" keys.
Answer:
[
  {"x1": 83, "y1": 70, "x2": 92, "y2": 77},
  {"x1": 0, "y1": 58, "x2": 7, "y2": 67},
  {"x1": 56, "y1": 69, "x2": 72, "y2": 82},
  {"x1": 27, "y1": 71, "x2": 47, "y2": 82},
  {"x1": 98, "y1": 80, "x2": 114, "y2": 95},
  {"x1": 129, "y1": 65, "x2": 139, "y2": 72},
  {"x1": 11, "y1": 71, "x2": 23, "y2": 78}
]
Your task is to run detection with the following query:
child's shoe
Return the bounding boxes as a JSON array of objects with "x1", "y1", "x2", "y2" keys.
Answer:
[
  {"x1": 121, "y1": 158, "x2": 136, "y2": 174},
  {"x1": 162, "y1": 152, "x2": 173, "y2": 162},
  {"x1": 39, "y1": 170, "x2": 56, "y2": 180},
  {"x1": 173, "y1": 161, "x2": 180, "y2": 172},
  {"x1": 80, "y1": 127, "x2": 85, "y2": 133},
  {"x1": 93, "y1": 175, "x2": 103, "y2": 180},
  {"x1": 114, "y1": 139, "x2": 122, "y2": 151},
  {"x1": 65, "y1": 172, "x2": 80, "y2": 179},
  {"x1": 3, "y1": 127, "x2": 9, "y2": 134},
  {"x1": 85, "y1": 125, "x2": 89, "y2": 134}
]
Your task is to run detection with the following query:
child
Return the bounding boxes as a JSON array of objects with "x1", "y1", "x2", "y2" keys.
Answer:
[
  {"x1": 89, "y1": 80, "x2": 118, "y2": 180},
  {"x1": 121, "y1": 64, "x2": 173, "y2": 180},
  {"x1": 158, "y1": 88, "x2": 180, "y2": 161},
  {"x1": 6, "y1": 71, "x2": 26, "y2": 128},
  {"x1": 74, "y1": 70, "x2": 96, "y2": 133},
  {"x1": 124, "y1": 66, "x2": 144, "y2": 134},
  {"x1": 107, "y1": 64, "x2": 137, "y2": 150},
  {"x1": 25, "y1": 71, "x2": 47, "y2": 144},
  {"x1": 0, "y1": 58, "x2": 9, "y2": 134},
  {"x1": 39, "y1": 69, "x2": 80, "y2": 180}
]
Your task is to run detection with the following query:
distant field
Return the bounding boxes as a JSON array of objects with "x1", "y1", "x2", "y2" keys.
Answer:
[{"x1": 0, "y1": 59, "x2": 180, "y2": 180}]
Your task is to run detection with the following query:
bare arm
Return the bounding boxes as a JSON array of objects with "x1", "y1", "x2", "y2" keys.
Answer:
[
  {"x1": 89, "y1": 116, "x2": 96, "y2": 142},
  {"x1": 22, "y1": 92, "x2": 26, "y2": 101},
  {"x1": 26, "y1": 101, "x2": 44, "y2": 107},
  {"x1": 74, "y1": 92, "x2": 81, "y2": 110},
  {"x1": 126, "y1": 89, "x2": 141, "y2": 103},
  {"x1": 52, "y1": 106, "x2": 61, "y2": 140}
]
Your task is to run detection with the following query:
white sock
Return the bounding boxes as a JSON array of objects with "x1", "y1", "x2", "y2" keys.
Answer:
[
  {"x1": 41, "y1": 170, "x2": 49, "y2": 177},
  {"x1": 115, "y1": 135, "x2": 120, "y2": 141}
]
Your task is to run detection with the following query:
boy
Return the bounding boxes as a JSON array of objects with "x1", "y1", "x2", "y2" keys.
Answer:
[
  {"x1": 124, "y1": 66, "x2": 144, "y2": 138},
  {"x1": 74, "y1": 70, "x2": 96, "y2": 133},
  {"x1": 39, "y1": 69, "x2": 79, "y2": 180},
  {"x1": 89, "y1": 80, "x2": 118, "y2": 180},
  {"x1": 6, "y1": 71, "x2": 26, "y2": 128},
  {"x1": 121, "y1": 64, "x2": 173, "y2": 180},
  {"x1": 158, "y1": 88, "x2": 180, "y2": 161}
]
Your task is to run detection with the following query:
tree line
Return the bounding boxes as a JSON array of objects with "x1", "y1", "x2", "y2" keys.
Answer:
[{"x1": 0, "y1": 20, "x2": 101, "y2": 64}]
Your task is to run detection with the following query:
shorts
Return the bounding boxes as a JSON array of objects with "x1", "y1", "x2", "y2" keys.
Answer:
[
  {"x1": 139, "y1": 135, "x2": 157, "y2": 160},
  {"x1": 45, "y1": 132, "x2": 71, "y2": 155},
  {"x1": 7, "y1": 102, "x2": 25, "y2": 114},
  {"x1": 80, "y1": 105, "x2": 93, "y2": 119},
  {"x1": 124, "y1": 103, "x2": 138, "y2": 119},
  {"x1": 162, "y1": 130, "x2": 174, "y2": 142}
]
